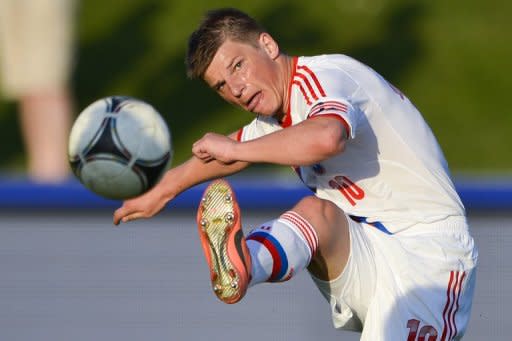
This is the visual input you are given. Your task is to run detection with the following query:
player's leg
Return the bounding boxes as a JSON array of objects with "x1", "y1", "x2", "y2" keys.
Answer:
[
  {"x1": 361, "y1": 266, "x2": 477, "y2": 340},
  {"x1": 358, "y1": 218, "x2": 478, "y2": 340},
  {"x1": 197, "y1": 179, "x2": 350, "y2": 303},
  {"x1": 247, "y1": 195, "x2": 350, "y2": 286}
]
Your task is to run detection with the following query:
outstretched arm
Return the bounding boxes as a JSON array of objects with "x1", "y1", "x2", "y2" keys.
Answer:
[{"x1": 113, "y1": 132, "x2": 249, "y2": 225}]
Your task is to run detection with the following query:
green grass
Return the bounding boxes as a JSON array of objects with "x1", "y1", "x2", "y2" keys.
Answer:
[{"x1": 1, "y1": 0, "x2": 510, "y2": 173}]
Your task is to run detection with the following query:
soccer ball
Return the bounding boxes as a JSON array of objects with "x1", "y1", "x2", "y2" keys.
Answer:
[{"x1": 68, "y1": 96, "x2": 172, "y2": 200}]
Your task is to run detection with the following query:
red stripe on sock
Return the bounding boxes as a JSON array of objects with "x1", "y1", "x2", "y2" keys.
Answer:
[
  {"x1": 280, "y1": 213, "x2": 314, "y2": 253},
  {"x1": 280, "y1": 211, "x2": 318, "y2": 255},
  {"x1": 285, "y1": 211, "x2": 318, "y2": 251}
]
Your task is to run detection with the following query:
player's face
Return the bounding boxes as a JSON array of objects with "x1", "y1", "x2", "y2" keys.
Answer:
[{"x1": 204, "y1": 34, "x2": 286, "y2": 117}]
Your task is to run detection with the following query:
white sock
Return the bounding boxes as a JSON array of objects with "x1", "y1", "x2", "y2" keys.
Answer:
[{"x1": 246, "y1": 211, "x2": 319, "y2": 286}]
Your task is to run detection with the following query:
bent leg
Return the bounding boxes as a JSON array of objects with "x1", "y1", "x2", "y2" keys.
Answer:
[
  {"x1": 197, "y1": 180, "x2": 351, "y2": 304},
  {"x1": 291, "y1": 196, "x2": 350, "y2": 281},
  {"x1": 247, "y1": 195, "x2": 350, "y2": 285}
]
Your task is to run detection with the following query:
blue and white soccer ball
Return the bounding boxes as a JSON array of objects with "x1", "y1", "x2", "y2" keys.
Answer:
[{"x1": 68, "y1": 96, "x2": 172, "y2": 200}]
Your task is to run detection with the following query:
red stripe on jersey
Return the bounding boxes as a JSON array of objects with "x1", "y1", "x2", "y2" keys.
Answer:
[
  {"x1": 308, "y1": 105, "x2": 347, "y2": 117},
  {"x1": 281, "y1": 57, "x2": 298, "y2": 128},
  {"x1": 309, "y1": 113, "x2": 351, "y2": 138},
  {"x1": 294, "y1": 72, "x2": 319, "y2": 101},
  {"x1": 236, "y1": 128, "x2": 243, "y2": 141},
  {"x1": 297, "y1": 65, "x2": 326, "y2": 97},
  {"x1": 309, "y1": 103, "x2": 348, "y2": 117},
  {"x1": 280, "y1": 110, "x2": 293, "y2": 128},
  {"x1": 293, "y1": 80, "x2": 312, "y2": 105}
]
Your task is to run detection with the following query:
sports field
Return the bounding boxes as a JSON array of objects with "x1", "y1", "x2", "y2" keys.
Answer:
[{"x1": 0, "y1": 209, "x2": 509, "y2": 340}]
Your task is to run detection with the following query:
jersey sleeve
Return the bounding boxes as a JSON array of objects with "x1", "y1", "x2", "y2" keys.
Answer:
[
  {"x1": 307, "y1": 100, "x2": 355, "y2": 139},
  {"x1": 295, "y1": 63, "x2": 360, "y2": 139},
  {"x1": 235, "y1": 115, "x2": 282, "y2": 142}
]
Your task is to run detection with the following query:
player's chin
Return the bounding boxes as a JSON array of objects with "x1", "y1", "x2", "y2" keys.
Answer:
[
  {"x1": 253, "y1": 109, "x2": 274, "y2": 117},
  {"x1": 244, "y1": 104, "x2": 269, "y2": 116}
]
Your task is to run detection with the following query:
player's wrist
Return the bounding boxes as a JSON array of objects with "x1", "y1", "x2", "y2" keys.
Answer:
[
  {"x1": 154, "y1": 170, "x2": 180, "y2": 199},
  {"x1": 227, "y1": 139, "x2": 241, "y2": 163}
]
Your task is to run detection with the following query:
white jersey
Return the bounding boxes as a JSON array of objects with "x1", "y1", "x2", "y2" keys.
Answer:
[{"x1": 236, "y1": 54, "x2": 464, "y2": 233}]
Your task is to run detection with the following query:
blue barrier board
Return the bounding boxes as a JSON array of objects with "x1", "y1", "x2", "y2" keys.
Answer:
[{"x1": 1, "y1": 176, "x2": 511, "y2": 211}]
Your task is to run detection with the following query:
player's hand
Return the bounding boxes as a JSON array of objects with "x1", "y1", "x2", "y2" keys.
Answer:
[
  {"x1": 113, "y1": 187, "x2": 171, "y2": 225},
  {"x1": 192, "y1": 132, "x2": 237, "y2": 164}
]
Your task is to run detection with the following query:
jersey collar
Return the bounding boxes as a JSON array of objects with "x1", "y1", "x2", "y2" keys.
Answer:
[{"x1": 279, "y1": 56, "x2": 298, "y2": 128}]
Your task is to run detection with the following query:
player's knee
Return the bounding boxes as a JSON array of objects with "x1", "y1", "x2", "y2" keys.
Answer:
[
  {"x1": 292, "y1": 196, "x2": 347, "y2": 246},
  {"x1": 292, "y1": 196, "x2": 349, "y2": 280},
  {"x1": 294, "y1": 195, "x2": 343, "y2": 220},
  {"x1": 294, "y1": 196, "x2": 329, "y2": 218}
]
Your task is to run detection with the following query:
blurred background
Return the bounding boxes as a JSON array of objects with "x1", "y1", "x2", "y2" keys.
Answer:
[
  {"x1": 0, "y1": 0, "x2": 511, "y2": 176},
  {"x1": 0, "y1": 1, "x2": 511, "y2": 340}
]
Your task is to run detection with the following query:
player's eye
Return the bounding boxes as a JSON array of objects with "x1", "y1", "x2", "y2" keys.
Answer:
[
  {"x1": 234, "y1": 61, "x2": 242, "y2": 71},
  {"x1": 215, "y1": 82, "x2": 225, "y2": 92}
]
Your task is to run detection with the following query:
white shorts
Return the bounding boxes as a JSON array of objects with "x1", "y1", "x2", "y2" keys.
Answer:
[
  {"x1": 311, "y1": 215, "x2": 478, "y2": 340},
  {"x1": 0, "y1": 0, "x2": 76, "y2": 98}
]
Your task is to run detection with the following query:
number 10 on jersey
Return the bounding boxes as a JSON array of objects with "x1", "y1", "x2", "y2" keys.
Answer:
[{"x1": 328, "y1": 175, "x2": 365, "y2": 206}]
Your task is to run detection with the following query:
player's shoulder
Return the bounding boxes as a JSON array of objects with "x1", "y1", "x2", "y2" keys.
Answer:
[
  {"x1": 297, "y1": 54, "x2": 361, "y2": 73},
  {"x1": 296, "y1": 54, "x2": 362, "y2": 97}
]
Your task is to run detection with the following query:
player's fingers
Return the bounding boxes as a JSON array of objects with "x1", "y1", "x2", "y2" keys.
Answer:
[
  {"x1": 121, "y1": 212, "x2": 145, "y2": 224},
  {"x1": 199, "y1": 156, "x2": 214, "y2": 163},
  {"x1": 113, "y1": 206, "x2": 135, "y2": 225},
  {"x1": 191, "y1": 144, "x2": 205, "y2": 157},
  {"x1": 192, "y1": 148, "x2": 212, "y2": 162},
  {"x1": 201, "y1": 154, "x2": 214, "y2": 162},
  {"x1": 113, "y1": 208, "x2": 122, "y2": 225}
]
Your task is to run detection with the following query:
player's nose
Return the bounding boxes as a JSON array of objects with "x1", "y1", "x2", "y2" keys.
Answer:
[{"x1": 227, "y1": 80, "x2": 244, "y2": 98}]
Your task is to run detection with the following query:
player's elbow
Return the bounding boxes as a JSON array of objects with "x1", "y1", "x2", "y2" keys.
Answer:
[{"x1": 319, "y1": 122, "x2": 346, "y2": 157}]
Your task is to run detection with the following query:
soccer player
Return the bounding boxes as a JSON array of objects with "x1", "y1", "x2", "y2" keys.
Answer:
[{"x1": 113, "y1": 8, "x2": 478, "y2": 340}]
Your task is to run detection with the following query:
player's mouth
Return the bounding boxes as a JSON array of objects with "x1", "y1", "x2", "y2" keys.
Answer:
[{"x1": 246, "y1": 92, "x2": 262, "y2": 112}]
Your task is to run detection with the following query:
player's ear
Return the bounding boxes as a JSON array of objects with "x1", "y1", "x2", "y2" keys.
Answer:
[{"x1": 259, "y1": 33, "x2": 279, "y2": 60}]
